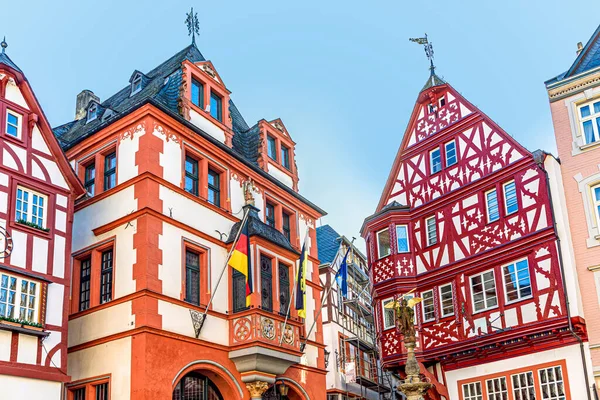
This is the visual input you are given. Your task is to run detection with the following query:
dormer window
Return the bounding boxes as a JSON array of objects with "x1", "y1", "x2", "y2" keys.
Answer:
[
  {"x1": 87, "y1": 103, "x2": 98, "y2": 122},
  {"x1": 5, "y1": 110, "x2": 22, "y2": 139},
  {"x1": 267, "y1": 136, "x2": 277, "y2": 160},
  {"x1": 191, "y1": 79, "x2": 204, "y2": 108},
  {"x1": 281, "y1": 145, "x2": 290, "y2": 170},
  {"x1": 210, "y1": 91, "x2": 222, "y2": 122},
  {"x1": 439, "y1": 96, "x2": 446, "y2": 108},
  {"x1": 131, "y1": 73, "x2": 142, "y2": 95}
]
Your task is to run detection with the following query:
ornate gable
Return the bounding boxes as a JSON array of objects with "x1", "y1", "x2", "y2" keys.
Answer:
[{"x1": 377, "y1": 79, "x2": 529, "y2": 211}]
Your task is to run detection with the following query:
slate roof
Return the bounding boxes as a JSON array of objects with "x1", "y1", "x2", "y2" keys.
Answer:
[
  {"x1": 226, "y1": 206, "x2": 297, "y2": 254},
  {"x1": 316, "y1": 225, "x2": 341, "y2": 265},
  {"x1": 546, "y1": 24, "x2": 600, "y2": 85},
  {"x1": 0, "y1": 51, "x2": 22, "y2": 73},
  {"x1": 52, "y1": 43, "x2": 264, "y2": 166},
  {"x1": 421, "y1": 72, "x2": 446, "y2": 92}
]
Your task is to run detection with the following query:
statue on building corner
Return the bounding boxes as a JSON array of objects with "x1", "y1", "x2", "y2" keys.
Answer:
[{"x1": 242, "y1": 178, "x2": 256, "y2": 206}]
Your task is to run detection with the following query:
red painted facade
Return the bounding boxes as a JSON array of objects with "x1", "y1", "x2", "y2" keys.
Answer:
[{"x1": 361, "y1": 76, "x2": 588, "y2": 397}]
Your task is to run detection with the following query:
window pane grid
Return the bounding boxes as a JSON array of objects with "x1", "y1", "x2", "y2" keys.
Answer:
[
  {"x1": 210, "y1": 92, "x2": 222, "y2": 121},
  {"x1": 282, "y1": 212, "x2": 291, "y2": 242},
  {"x1": 185, "y1": 250, "x2": 200, "y2": 305},
  {"x1": 281, "y1": 145, "x2": 290, "y2": 169},
  {"x1": 463, "y1": 382, "x2": 483, "y2": 400},
  {"x1": 430, "y1": 148, "x2": 442, "y2": 173},
  {"x1": 539, "y1": 366, "x2": 566, "y2": 400},
  {"x1": 191, "y1": 79, "x2": 204, "y2": 108},
  {"x1": 426, "y1": 217, "x2": 437, "y2": 246},
  {"x1": 382, "y1": 299, "x2": 395, "y2": 329},
  {"x1": 422, "y1": 290, "x2": 435, "y2": 321},
  {"x1": 267, "y1": 136, "x2": 277, "y2": 160},
  {"x1": 104, "y1": 153, "x2": 117, "y2": 190},
  {"x1": 504, "y1": 181, "x2": 518, "y2": 214},
  {"x1": 79, "y1": 258, "x2": 92, "y2": 311},
  {"x1": 377, "y1": 229, "x2": 391, "y2": 258},
  {"x1": 440, "y1": 284, "x2": 454, "y2": 316},
  {"x1": 503, "y1": 259, "x2": 532, "y2": 302},
  {"x1": 445, "y1": 141, "x2": 457, "y2": 166},
  {"x1": 486, "y1": 377, "x2": 508, "y2": 400},
  {"x1": 396, "y1": 225, "x2": 409, "y2": 253},
  {"x1": 0, "y1": 273, "x2": 38, "y2": 323},
  {"x1": 95, "y1": 383, "x2": 109, "y2": 400},
  {"x1": 207, "y1": 169, "x2": 220, "y2": 207},
  {"x1": 185, "y1": 156, "x2": 199, "y2": 196},
  {"x1": 579, "y1": 101, "x2": 600, "y2": 144},
  {"x1": 512, "y1": 372, "x2": 535, "y2": 400},
  {"x1": 471, "y1": 271, "x2": 497, "y2": 312},
  {"x1": 100, "y1": 250, "x2": 113, "y2": 304},
  {"x1": 6, "y1": 111, "x2": 20, "y2": 137},
  {"x1": 265, "y1": 203, "x2": 275, "y2": 228},
  {"x1": 593, "y1": 184, "x2": 600, "y2": 229},
  {"x1": 85, "y1": 164, "x2": 96, "y2": 196},
  {"x1": 486, "y1": 190, "x2": 500, "y2": 222}
]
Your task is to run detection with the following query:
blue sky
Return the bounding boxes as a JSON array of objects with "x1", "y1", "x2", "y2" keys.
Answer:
[{"x1": 3, "y1": 1, "x2": 599, "y2": 251}]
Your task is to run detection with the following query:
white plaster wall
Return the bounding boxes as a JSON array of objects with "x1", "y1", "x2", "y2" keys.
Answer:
[
  {"x1": 17, "y1": 333, "x2": 37, "y2": 364},
  {"x1": 46, "y1": 283, "x2": 64, "y2": 326},
  {"x1": 158, "y1": 300, "x2": 228, "y2": 346},
  {"x1": 31, "y1": 125, "x2": 51, "y2": 155},
  {"x1": 267, "y1": 162, "x2": 294, "y2": 188},
  {"x1": 52, "y1": 235, "x2": 65, "y2": 279},
  {"x1": 4, "y1": 80, "x2": 28, "y2": 109},
  {"x1": 72, "y1": 185, "x2": 137, "y2": 251},
  {"x1": 189, "y1": 109, "x2": 225, "y2": 143},
  {"x1": 229, "y1": 178, "x2": 245, "y2": 216},
  {"x1": 544, "y1": 156, "x2": 585, "y2": 318},
  {"x1": 445, "y1": 344, "x2": 591, "y2": 400},
  {"x1": 36, "y1": 155, "x2": 69, "y2": 189},
  {"x1": 42, "y1": 330, "x2": 62, "y2": 367},
  {"x1": 68, "y1": 337, "x2": 132, "y2": 400},
  {"x1": 0, "y1": 376, "x2": 61, "y2": 399},
  {"x1": 159, "y1": 185, "x2": 233, "y2": 245},
  {"x1": 32, "y1": 236, "x2": 48, "y2": 274},
  {"x1": 118, "y1": 126, "x2": 143, "y2": 183},
  {"x1": 0, "y1": 330, "x2": 11, "y2": 361},
  {"x1": 159, "y1": 222, "x2": 228, "y2": 314},
  {"x1": 55, "y1": 209, "x2": 67, "y2": 233},
  {"x1": 160, "y1": 132, "x2": 182, "y2": 186},
  {"x1": 68, "y1": 301, "x2": 135, "y2": 347},
  {"x1": 10, "y1": 230, "x2": 27, "y2": 269}
]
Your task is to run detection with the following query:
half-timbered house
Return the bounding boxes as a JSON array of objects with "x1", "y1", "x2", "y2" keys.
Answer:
[
  {"x1": 0, "y1": 41, "x2": 85, "y2": 397},
  {"x1": 361, "y1": 71, "x2": 595, "y2": 399}
]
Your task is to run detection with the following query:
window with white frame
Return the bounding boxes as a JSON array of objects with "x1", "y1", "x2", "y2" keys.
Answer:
[
  {"x1": 462, "y1": 382, "x2": 483, "y2": 400},
  {"x1": 539, "y1": 366, "x2": 566, "y2": 400},
  {"x1": 578, "y1": 99, "x2": 600, "y2": 145},
  {"x1": 377, "y1": 228, "x2": 391, "y2": 259},
  {"x1": 382, "y1": 298, "x2": 395, "y2": 330},
  {"x1": 396, "y1": 225, "x2": 409, "y2": 253},
  {"x1": 445, "y1": 140, "x2": 457, "y2": 167},
  {"x1": 0, "y1": 272, "x2": 40, "y2": 323},
  {"x1": 87, "y1": 103, "x2": 98, "y2": 122},
  {"x1": 131, "y1": 73, "x2": 142, "y2": 95},
  {"x1": 439, "y1": 284, "x2": 454, "y2": 317},
  {"x1": 422, "y1": 290, "x2": 435, "y2": 322},
  {"x1": 16, "y1": 186, "x2": 47, "y2": 229},
  {"x1": 486, "y1": 377, "x2": 508, "y2": 400},
  {"x1": 511, "y1": 371, "x2": 536, "y2": 400},
  {"x1": 503, "y1": 181, "x2": 518, "y2": 215},
  {"x1": 430, "y1": 148, "x2": 442, "y2": 174},
  {"x1": 592, "y1": 183, "x2": 600, "y2": 229},
  {"x1": 426, "y1": 216, "x2": 437, "y2": 246},
  {"x1": 503, "y1": 258, "x2": 532, "y2": 303},
  {"x1": 486, "y1": 189, "x2": 500, "y2": 222},
  {"x1": 470, "y1": 270, "x2": 497, "y2": 312},
  {"x1": 6, "y1": 110, "x2": 22, "y2": 139}
]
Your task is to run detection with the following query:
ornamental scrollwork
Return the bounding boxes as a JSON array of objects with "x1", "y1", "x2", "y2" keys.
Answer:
[
  {"x1": 120, "y1": 123, "x2": 145, "y2": 141},
  {"x1": 153, "y1": 122, "x2": 180, "y2": 143},
  {"x1": 233, "y1": 317, "x2": 252, "y2": 342}
]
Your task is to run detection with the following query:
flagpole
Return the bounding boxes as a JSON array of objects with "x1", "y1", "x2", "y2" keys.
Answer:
[
  {"x1": 301, "y1": 237, "x2": 354, "y2": 352},
  {"x1": 279, "y1": 227, "x2": 309, "y2": 346},
  {"x1": 196, "y1": 207, "x2": 250, "y2": 335}
]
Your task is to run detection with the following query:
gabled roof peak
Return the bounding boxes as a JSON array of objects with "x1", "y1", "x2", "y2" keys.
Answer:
[
  {"x1": 421, "y1": 72, "x2": 446, "y2": 92},
  {"x1": 0, "y1": 37, "x2": 22, "y2": 74}
]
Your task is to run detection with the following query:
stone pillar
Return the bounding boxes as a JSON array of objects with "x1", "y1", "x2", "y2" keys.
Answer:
[{"x1": 246, "y1": 381, "x2": 269, "y2": 400}]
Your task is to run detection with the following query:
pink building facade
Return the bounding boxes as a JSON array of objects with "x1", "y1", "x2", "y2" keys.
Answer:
[{"x1": 546, "y1": 23, "x2": 600, "y2": 393}]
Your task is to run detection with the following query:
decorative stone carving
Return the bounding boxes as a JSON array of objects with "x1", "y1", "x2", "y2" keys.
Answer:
[
  {"x1": 282, "y1": 324, "x2": 294, "y2": 345},
  {"x1": 233, "y1": 317, "x2": 252, "y2": 342},
  {"x1": 243, "y1": 178, "x2": 256, "y2": 206},
  {"x1": 120, "y1": 123, "x2": 145, "y2": 141},
  {"x1": 261, "y1": 317, "x2": 275, "y2": 340},
  {"x1": 153, "y1": 122, "x2": 180, "y2": 143},
  {"x1": 178, "y1": 63, "x2": 191, "y2": 120},
  {"x1": 246, "y1": 381, "x2": 270, "y2": 398}
]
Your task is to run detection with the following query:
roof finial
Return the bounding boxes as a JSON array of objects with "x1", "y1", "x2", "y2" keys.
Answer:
[
  {"x1": 1, "y1": 37, "x2": 7, "y2": 54},
  {"x1": 409, "y1": 33, "x2": 435, "y2": 76},
  {"x1": 185, "y1": 8, "x2": 200, "y2": 45}
]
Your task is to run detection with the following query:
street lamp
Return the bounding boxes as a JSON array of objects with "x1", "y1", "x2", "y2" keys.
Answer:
[{"x1": 277, "y1": 380, "x2": 289, "y2": 398}]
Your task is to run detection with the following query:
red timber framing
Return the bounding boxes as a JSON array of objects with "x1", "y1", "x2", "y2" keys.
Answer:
[
  {"x1": 361, "y1": 77, "x2": 587, "y2": 398},
  {"x1": 0, "y1": 57, "x2": 84, "y2": 384}
]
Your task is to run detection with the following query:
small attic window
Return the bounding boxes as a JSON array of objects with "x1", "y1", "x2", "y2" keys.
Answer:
[
  {"x1": 428, "y1": 103, "x2": 436, "y2": 114},
  {"x1": 131, "y1": 73, "x2": 142, "y2": 95},
  {"x1": 439, "y1": 96, "x2": 446, "y2": 108},
  {"x1": 87, "y1": 103, "x2": 98, "y2": 122}
]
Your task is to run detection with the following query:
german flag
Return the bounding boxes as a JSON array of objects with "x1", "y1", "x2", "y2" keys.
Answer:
[{"x1": 228, "y1": 218, "x2": 253, "y2": 306}]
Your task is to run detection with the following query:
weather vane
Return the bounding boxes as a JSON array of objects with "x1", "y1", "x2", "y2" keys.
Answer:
[
  {"x1": 409, "y1": 33, "x2": 435, "y2": 74},
  {"x1": 185, "y1": 8, "x2": 200, "y2": 45}
]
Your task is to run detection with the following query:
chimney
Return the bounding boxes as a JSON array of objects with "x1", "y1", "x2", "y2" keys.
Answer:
[
  {"x1": 75, "y1": 90, "x2": 100, "y2": 120},
  {"x1": 577, "y1": 42, "x2": 584, "y2": 56}
]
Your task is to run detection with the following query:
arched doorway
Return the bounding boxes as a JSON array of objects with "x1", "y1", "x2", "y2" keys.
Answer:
[{"x1": 172, "y1": 372, "x2": 224, "y2": 400}]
